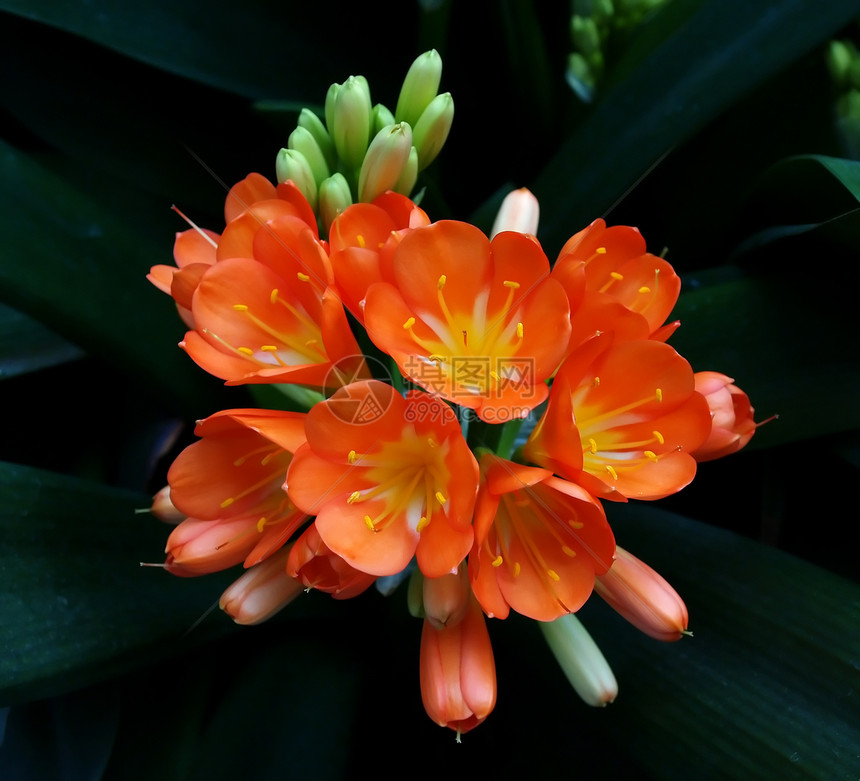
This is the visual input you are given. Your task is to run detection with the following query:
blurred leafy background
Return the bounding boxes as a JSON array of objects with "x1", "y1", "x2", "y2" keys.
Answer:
[{"x1": 1, "y1": 0, "x2": 859, "y2": 778}]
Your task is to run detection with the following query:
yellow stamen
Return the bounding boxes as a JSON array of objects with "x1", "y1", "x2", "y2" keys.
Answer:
[
  {"x1": 588, "y1": 438, "x2": 598, "y2": 454},
  {"x1": 516, "y1": 322, "x2": 524, "y2": 339},
  {"x1": 644, "y1": 450, "x2": 659, "y2": 462},
  {"x1": 221, "y1": 497, "x2": 235, "y2": 509},
  {"x1": 435, "y1": 491, "x2": 447, "y2": 505},
  {"x1": 256, "y1": 517, "x2": 267, "y2": 532},
  {"x1": 348, "y1": 450, "x2": 357, "y2": 464},
  {"x1": 270, "y1": 289, "x2": 279, "y2": 304},
  {"x1": 437, "y1": 274, "x2": 447, "y2": 290},
  {"x1": 347, "y1": 491, "x2": 361, "y2": 504},
  {"x1": 512, "y1": 562, "x2": 521, "y2": 577},
  {"x1": 656, "y1": 388, "x2": 663, "y2": 402},
  {"x1": 593, "y1": 376, "x2": 601, "y2": 387},
  {"x1": 402, "y1": 317, "x2": 416, "y2": 330},
  {"x1": 356, "y1": 234, "x2": 366, "y2": 248},
  {"x1": 605, "y1": 465, "x2": 619, "y2": 480},
  {"x1": 568, "y1": 519, "x2": 584, "y2": 529},
  {"x1": 596, "y1": 247, "x2": 607, "y2": 254},
  {"x1": 503, "y1": 280, "x2": 520, "y2": 289},
  {"x1": 416, "y1": 516, "x2": 429, "y2": 533},
  {"x1": 610, "y1": 271, "x2": 624, "y2": 281},
  {"x1": 297, "y1": 272, "x2": 310, "y2": 282},
  {"x1": 237, "y1": 347, "x2": 254, "y2": 356},
  {"x1": 562, "y1": 546, "x2": 577, "y2": 558},
  {"x1": 491, "y1": 555, "x2": 504, "y2": 567},
  {"x1": 261, "y1": 345, "x2": 278, "y2": 352},
  {"x1": 364, "y1": 515, "x2": 375, "y2": 531},
  {"x1": 638, "y1": 286, "x2": 651, "y2": 294},
  {"x1": 233, "y1": 304, "x2": 249, "y2": 311},
  {"x1": 652, "y1": 429, "x2": 665, "y2": 444},
  {"x1": 547, "y1": 569, "x2": 560, "y2": 582}
]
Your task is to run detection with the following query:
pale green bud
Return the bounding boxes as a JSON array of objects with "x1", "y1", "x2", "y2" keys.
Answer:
[
  {"x1": 275, "y1": 148, "x2": 318, "y2": 210},
  {"x1": 298, "y1": 108, "x2": 337, "y2": 172},
  {"x1": 324, "y1": 82, "x2": 340, "y2": 134},
  {"x1": 395, "y1": 49, "x2": 443, "y2": 127},
  {"x1": 539, "y1": 613, "x2": 618, "y2": 707},
  {"x1": 412, "y1": 92, "x2": 454, "y2": 171},
  {"x1": 358, "y1": 122, "x2": 413, "y2": 203},
  {"x1": 572, "y1": 15, "x2": 602, "y2": 59},
  {"x1": 288, "y1": 126, "x2": 330, "y2": 187},
  {"x1": 318, "y1": 173, "x2": 353, "y2": 234},
  {"x1": 394, "y1": 145, "x2": 419, "y2": 196},
  {"x1": 372, "y1": 102, "x2": 396, "y2": 135},
  {"x1": 331, "y1": 75, "x2": 373, "y2": 171}
]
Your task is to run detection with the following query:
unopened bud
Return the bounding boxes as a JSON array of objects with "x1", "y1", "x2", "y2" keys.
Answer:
[
  {"x1": 288, "y1": 125, "x2": 330, "y2": 186},
  {"x1": 412, "y1": 92, "x2": 454, "y2": 171},
  {"x1": 372, "y1": 102, "x2": 396, "y2": 135},
  {"x1": 358, "y1": 122, "x2": 413, "y2": 203},
  {"x1": 594, "y1": 546, "x2": 689, "y2": 641},
  {"x1": 395, "y1": 49, "x2": 443, "y2": 127},
  {"x1": 539, "y1": 613, "x2": 618, "y2": 707},
  {"x1": 297, "y1": 108, "x2": 336, "y2": 172},
  {"x1": 318, "y1": 172, "x2": 354, "y2": 234},
  {"x1": 490, "y1": 187, "x2": 540, "y2": 237},
  {"x1": 150, "y1": 485, "x2": 185, "y2": 524},
  {"x1": 394, "y1": 145, "x2": 419, "y2": 196},
  {"x1": 422, "y1": 563, "x2": 469, "y2": 630},
  {"x1": 219, "y1": 547, "x2": 303, "y2": 625},
  {"x1": 330, "y1": 75, "x2": 373, "y2": 171},
  {"x1": 275, "y1": 148, "x2": 318, "y2": 210}
]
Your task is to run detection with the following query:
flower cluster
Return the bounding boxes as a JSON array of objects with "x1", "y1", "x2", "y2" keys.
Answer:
[{"x1": 147, "y1": 52, "x2": 761, "y2": 736}]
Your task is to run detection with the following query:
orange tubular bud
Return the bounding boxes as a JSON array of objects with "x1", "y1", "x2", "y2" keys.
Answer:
[
  {"x1": 419, "y1": 594, "x2": 497, "y2": 737},
  {"x1": 150, "y1": 485, "x2": 185, "y2": 525},
  {"x1": 691, "y1": 372, "x2": 759, "y2": 462},
  {"x1": 219, "y1": 547, "x2": 304, "y2": 625},
  {"x1": 593, "y1": 545, "x2": 689, "y2": 641},
  {"x1": 422, "y1": 563, "x2": 470, "y2": 631}
]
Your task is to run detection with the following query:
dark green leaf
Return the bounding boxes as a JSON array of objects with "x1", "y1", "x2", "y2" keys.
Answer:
[
  {"x1": 0, "y1": 303, "x2": 84, "y2": 380},
  {"x1": 532, "y1": 0, "x2": 860, "y2": 252}
]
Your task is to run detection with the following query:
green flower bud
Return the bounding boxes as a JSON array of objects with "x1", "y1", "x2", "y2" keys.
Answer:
[
  {"x1": 572, "y1": 15, "x2": 602, "y2": 59},
  {"x1": 331, "y1": 75, "x2": 373, "y2": 171},
  {"x1": 395, "y1": 49, "x2": 443, "y2": 127},
  {"x1": 539, "y1": 613, "x2": 618, "y2": 708},
  {"x1": 318, "y1": 172, "x2": 353, "y2": 234},
  {"x1": 298, "y1": 107, "x2": 337, "y2": 172},
  {"x1": 275, "y1": 148, "x2": 318, "y2": 210},
  {"x1": 372, "y1": 102, "x2": 396, "y2": 135},
  {"x1": 358, "y1": 122, "x2": 413, "y2": 203},
  {"x1": 324, "y1": 82, "x2": 340, "y2": 134},
  {"x1": 394, "y1": 145, "x2": 419, "y2": 196},
  {"x1": 412, "y1": 92, "x2": 454, "y2": 171},
  {"x1": 288, "y1": 126, "x2": 330, "y2": 187}
]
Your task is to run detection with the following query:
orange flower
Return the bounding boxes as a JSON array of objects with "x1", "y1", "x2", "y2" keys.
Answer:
[
  {"x1": 552, "y1": 218, "x2": 681, "y2": 351},
  {"x1": 219, "y1": 546, "x2": 305, "y2": 625},
  {"x1": 286, "y1": 380, "x2": 478, "y2": 578},
  {"x1": 593, "y1": 545, "x2": 689, "y2": 641},
  {"x1": 328, "y1": 191, "x2": 430, "y2": 321},
  {"x1": 523, "y1": 334, "x2": 712, "y2": 501},
  {"x1": 419, "y1": 584, "x2": 497, "y2": 736},
  {"x1": 148, "y1": 173, "x2": 318, "y2": 328},
  {"x1": 164, "y1": 409, "x2": 308, "y2": 575},
  {"x1": 181, "y1": 211, "x2": 366, "y2": 388},
  {"x1": 286, "y1": 521, "x2": 378, "y2": 599},
  {"x1": 691, "y1": 371, "x2": 759, "y2": 461},
  {"x1": 363, "y1": 221, "x2": 571, "y2": 422},
  {"x1": 468, "y1": 453, "x2": 615, "y2": 622}
]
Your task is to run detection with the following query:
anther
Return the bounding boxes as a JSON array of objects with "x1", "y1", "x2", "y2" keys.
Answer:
[
  {"x1": 605, "y1": 465, "x2": 619, "y2": 480},
  {"x1": 610, "y1": 271, "x2": 624, "y2": 281},
  {"x1": 644, "y1": 450, "x2": 658, "y2": 462},
  {"x1": 237, "y1": 347, "x2": 254, "y2": 356},
  {"x1": 347, "y1": 491, "x2": 361, "y2": 504},
  {"x1": 233, "y1": 304, "x2": 249, "y2": 311},
  {"x1": 562, "y1": 546, "x2": 577, "y2": 558},
  {"x1": 512, "y1": 562, "x2": 521, "y2": 577},
  {"x1": 568, "y1": 519, "x2": 584, "y2": 529},
  {"x1": 491, "y1": 555, "x2": 504, "y2": 567},
  {"x1": 655, "y1": 388, "x2": 663, "y2": 402},
  {"x1": 221, "y1": 498, "x2": 235, "y2": 509},
  {"x1": 596, "y1": 247, "x2": 607, "y2": 254},
  {"x1": 270, "y1": 289, "x2": 279, "y2": 304},
  {"x1": 348, "y1": 450, "x2": 357, "y2": 464},
  {"x1": 435, "y1": 491, "x2": 447, "y2": 505},
  {"x1": 503, "y1": 280, "x2": 520, "y2": 289},
  {"x1": 588, "y1": 438, "x2": 598, "y2": 454},
  {"x1": 416, "y1": 516, "x2": 429, "y2": 533},
  {"x1": 364, "y1": 515, "x2": 375, "y2": 531},
  {"x1": 403, "y1": 317, "x2": 416, "y2": 330},
  {"x1": 356, "y1": 234, "x2": 366, "y2": 248},
  {"x1": 516, "y1": 322, "x2": 524, "y2": 339},
  {"x1": 297, "y1": 272, "x2": 310, "y2": 282},
  {"x1": 437, "y1": 274, "x2": 447, "y2": 290},
  {"x1": 652, "y1": 430, "x2": 665, "y2": 444},
  {"x1": 593, "y1": 376, "x2": 601, "y2": 387},
  {"x1": 547, "y1": 569, "x2": 560, "y2": 582},
  {"x1": 256, "y1": 517, "x2": 267, "y2": 532},
  {"x1": 638, "y1": 286, "x2": 651, "y2": 294},
  {"x1": 261, "y1": 345, "x2": 278, "y2": 352}
]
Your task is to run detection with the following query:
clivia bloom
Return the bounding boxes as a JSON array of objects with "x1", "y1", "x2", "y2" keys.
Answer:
[
  {"x1": 468, "y1": 453, "x2": 615, "y2": 622},
  {"x1": 552, "y1": 218, "x2": 681, "y2": 352},
  {"x1": 593, "y1": 545, "x2": 689, "y2": 642},
  {"x1": 286, "y1": 380, "x2": 479, "y2": 578},
  {"x1": 362, "y1": 220, "x2": 571, "y2": 421},
  {"x1": 691, "y1": 371, "x2": 760, "y2": 462},
  {"x1": 523, "y1": 334, "x2": 712, "y2": 501},
  {"x1": 163, "y1": 408, "x2": 308, "y2": 575}
]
